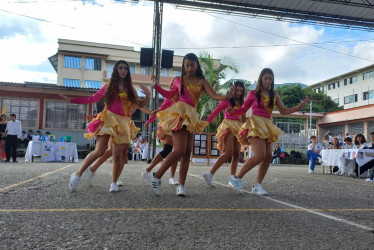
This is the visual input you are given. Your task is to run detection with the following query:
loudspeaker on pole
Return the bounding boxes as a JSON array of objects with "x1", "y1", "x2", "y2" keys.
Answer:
[
  {"x1": 161, "y1": 49, "x2": 174, "y2": 68},
  {"x1": 140, "y1": 48, "x2": 154, "y2": 67}
]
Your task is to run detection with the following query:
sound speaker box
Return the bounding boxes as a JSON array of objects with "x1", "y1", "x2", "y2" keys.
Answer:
[
  {"x1": 140, "y1": 48, "x2": 153, "y2": 66},
  {"x1": 161, "y1": 50, "x2": 174, "y2": 68}
]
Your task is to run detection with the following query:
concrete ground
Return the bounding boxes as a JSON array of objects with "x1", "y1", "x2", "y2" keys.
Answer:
[{"x1": 0, "y1": 159, "x2": 373, "y2": 249}]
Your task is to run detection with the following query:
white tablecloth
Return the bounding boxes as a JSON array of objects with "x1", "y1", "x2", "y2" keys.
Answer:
[
  {"x1": 141, "y1": 147, "x2": 162, "y2": 160},
  {"x1": 321, "y1": 149, "x2": 374, "y2": 174},
  {"x1": 25, "y1": 141, "x2": 78, "y2": 163}
]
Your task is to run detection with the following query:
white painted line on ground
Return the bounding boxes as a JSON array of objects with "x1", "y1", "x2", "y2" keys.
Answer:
[{"x1": 188, "y1": 173, "x2": 374, "y2": 232}]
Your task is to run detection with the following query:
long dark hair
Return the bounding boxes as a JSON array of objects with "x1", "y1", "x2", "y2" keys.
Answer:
[
  {"x1": 105, "y1": 60, "x2": 136, "y2": 107},
  {"x1": 230, "y1": 81, "x2": 245, "y2": 107},
  {"x1": 354, "y1": 134, "x2": 367, "y2": 145},
  {"x1": 180, "y1": 53, "x2": 204, "y2": 96},
  {"x1": 255, "y1": 68, "x2": 275, "y2": 108}
]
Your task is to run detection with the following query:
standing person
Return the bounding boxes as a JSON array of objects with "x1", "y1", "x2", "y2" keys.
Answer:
[
  {"x1": 306, "y1": 136, "x2": 324, "y2": 174},
  {"x1": 337, "y1": 132, "x2": 344, "y2": 147},
  {"x1": 60, "y1": 60, "x2": 150, "y2": 192},
  {"x1": 0, "y1": 114, "x2": 7, "y2": 161},
  {"x1": 5, "y1": 114, "x2": 22, "y2": 162},
  {"x1": 328, "y1": 137, "x2": 341, "y2": 174},
  {"x1": 271, "y1": 143, "x2": 281, "y2": 164},
  {"x1": 202, "y1": 81, "x2": 246, "y2": 188},
  {"x1": 150, "y1": 53, "x2": 234, "y2": 196},
  {"x1": 227, "y1": 68, "x2": 308, "y2": 195},
  {"x1": 142, "y1": 90, "x2": 180, "y2": 185}
]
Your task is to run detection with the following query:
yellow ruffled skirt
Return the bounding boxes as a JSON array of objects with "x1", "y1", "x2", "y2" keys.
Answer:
[
  {"x1": 156, "y1": 102, "x2": 208, "y2": 134},
  {"x1": 156, "y1": 126, "x2": 172, "y2": 142},
  {"x1": 215, "y1": 119, "x2": 242, "y2": 151},
  {"x1": 85, "y1": 109, "x2": 140, "y2": 144},
  {"x1": 239, "y1": 115, "x2": 282, "y2": 145}
]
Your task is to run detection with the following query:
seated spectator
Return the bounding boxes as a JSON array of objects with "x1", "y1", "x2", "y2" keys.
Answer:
[
  {"x1": 272, "y1": 143, "x2": 281, "y2": 164},
  {"x1": 44, "y1": 131, "x2": 51, "y2": 141},
  {"x1": 18, "y1": 130, "x2": 28, "y2": 148},
  {"x1": 354, "y1": 134, "x2": 368, "y2": 149},
  {"x1": 337, "y1": 132, "x2": 343, "y2": 146},
  {"x1": 338, "y1": 137, "x2": 357, "y2": 176},
  {"x1": 26, "y1": 130, "x2": 33, "y2": 143},
  {"x1": 328, "y1": 137, "x2": 341, "y2": 174},
  {"x1": 353, "y1": 132, "x2": 374, "y2": 181},
  {"x1": 33, "y1": 130, "x2": 42, "y2": 141},
  {"x1": 306, "y1": 135, "x2": 323, "y2": 174}
]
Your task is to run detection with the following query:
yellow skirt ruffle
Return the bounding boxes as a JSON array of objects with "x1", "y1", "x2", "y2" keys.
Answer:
[
  {"x1": 239, "y1": 115, "x2": 282, "y2": 145},
  {"x1": 215, "y1": 119, "x2": 242, "y2": 151},
  {"x1": 156, "y1": 102, "x2": 208, "y2": 134},
  {"x1": 85, "y1": 109, "x2": 140, "y2": 144},
  {"x1": 156, "y1": 126, "x2": 172, "y2": 142}
]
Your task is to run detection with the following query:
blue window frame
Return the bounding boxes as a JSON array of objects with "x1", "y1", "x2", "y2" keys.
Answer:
[{"x1": 64, "y1": 56, "x2": 81, "y2": 69}]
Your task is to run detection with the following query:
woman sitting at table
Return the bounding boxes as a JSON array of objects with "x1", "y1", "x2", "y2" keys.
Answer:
[
  {"x1": 353, "y1": 132, "x2": 374, "y2": 180},
  {"x1": 328, "y1": 137, "x2": 341, "y2": 174},
  {"x1": 337, "y1": 137, "x2": 357, "y2": 176},
  {"x1": 354, "y1": 134, "x2": 368, "y2": 149}
]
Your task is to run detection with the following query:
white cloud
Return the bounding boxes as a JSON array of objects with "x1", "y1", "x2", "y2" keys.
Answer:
[{"x1": 1, "y1": 1, "x2": 374, "y2": 85}]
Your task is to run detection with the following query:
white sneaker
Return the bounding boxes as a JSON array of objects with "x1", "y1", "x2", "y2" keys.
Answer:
[
  {"x1": 308, "y1": 170, "x2": 314, "y2": 174},
  {"x1": 84, "y1": 167, "x2": 95, "y2": 187},
  {"x1": 109, "y1": 182, "x2": 118, "y2": 192},
  {"x1": 176, "y1": 185, "x2": 186, "y2": 196},
  {"x1": 150, "y1": 174, "x2": 161, "y2": 196},
  {"x1": 365, "y1": 178, "x2": 374, "y2": 182},
  {"x1": 117, "y1": 180, "x2": 123, "y2": 186},
  {"x1": 228, "y1": 175, "x2": 242, "y2": 193},
  {"x1": 169, "y1": 177, "x2": 178, "y2": 185},
  {"x1": 203, "y1": 172, "x2": 215, "y2": 188},
  {"x1": 252, "y1": 183, "x2": 268, "y2": 196},
  {"x1": 142, "y1": 168, "x2": 150, "y2": 183},
  {"x1": 228, "y1": 181, "x2": 233, "y2": 187},
  {"x1": 69, "y1": 173, "x2": 80, "y2": 191}
]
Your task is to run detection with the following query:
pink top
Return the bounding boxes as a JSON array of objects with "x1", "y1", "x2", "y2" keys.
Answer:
[
  {"x1": 154, "y1": 77, "x2": 201, "y2": 107},
  {"x1": 146, "y1": 98, "x2": 175, "y2": 124},
  {"x1": 71, "y1": 83, "x2": 136, "y2": 117},
  {"x1": 207, "y1": 100, "x2": 241, "y2": 123},
  {"x1": 232, "y1": 91, "x2": 276, "y2": 119}
]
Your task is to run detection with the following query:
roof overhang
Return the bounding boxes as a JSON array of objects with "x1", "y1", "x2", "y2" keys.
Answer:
[{"x1": 157, "y1": 0, "x2": 374, "y2": 31}]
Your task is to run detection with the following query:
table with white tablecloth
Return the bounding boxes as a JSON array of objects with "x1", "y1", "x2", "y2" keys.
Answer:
[
  {"x1": 321, "y1": 149, "x2": 374, "y2": 175},
  {"x1": 25, "y1": 141, "x2": 78, "y2": 163},
  {"x1": 141, "y1": 146, "x2": 163, "y2": 160}
]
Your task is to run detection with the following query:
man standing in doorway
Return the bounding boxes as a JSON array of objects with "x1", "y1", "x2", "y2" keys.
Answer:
[{"x1": 5, "y1": 114, "x2": 22, "y2": 162}]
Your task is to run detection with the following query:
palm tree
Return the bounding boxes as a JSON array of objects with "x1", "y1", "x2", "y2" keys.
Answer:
[{"x1": 197, "y1": 52, "x2": 250, "y2": 132}]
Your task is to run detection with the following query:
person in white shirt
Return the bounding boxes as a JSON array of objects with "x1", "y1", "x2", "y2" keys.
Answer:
[
  {"x1": 339, "y1": 137, "x2": 357, "y2": 176},
  {"x1": 354, "y1": 132, "x2": 374, "y2": 181},
  {"x1": 5, "y1": 114, "x2": 22, "y2": 162},
  {"x1": 306, "y1": 135, "x2": 324, "y2": 174}
]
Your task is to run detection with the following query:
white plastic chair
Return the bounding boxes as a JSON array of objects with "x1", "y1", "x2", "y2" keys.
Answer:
[{"x1": 132, "y1": 149, "x2": 142, "y2": 161}]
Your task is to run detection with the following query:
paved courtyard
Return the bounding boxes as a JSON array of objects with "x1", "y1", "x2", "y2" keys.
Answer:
[{"x1": 1, "y1": 159, "x2": 373, "y2": 249}]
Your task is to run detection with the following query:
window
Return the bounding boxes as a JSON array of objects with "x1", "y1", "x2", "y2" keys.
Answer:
[
  {"x1": 160, "y1": 68, "x2": 169, "y2": 77},
  {"x1": 349, "y1": 122, "x2": 364, "y2": 135},
  {"x1": 45, "y1": 101, "x2": 87, "y2": 129},
  {"x1": 344, "y1": 94, "x2": 358, "y2": 104},
  {"x1": 63, "y1": 78, "x2": 80, "y2": 88},
  {"x1": 84, "y1": 80, "x2": 101, "y2": 89},
  {"x1": 363, "y1": 70, "x2": 374, "y2": 80},
  {"x1": 107, "y1": 63, "x2": 114, "y2": 78},
  {"x1": 139, "y1": 66, "x2": 151, "y2": 75},
  {"x1": 328, "y1": 82, "x2": 339, "y2": 90},
  {"x1": 332, "y1": 98, "x2": 339, "y2": 105},
  {"x1": 85, "y1": 57, "x2": 101, "y2": 71},
  {"x1": 2, "y1": 98, "x2": 39, "y2": 128},
  {"x1": 64, "y1": 56, "x2": 81, "y2": 69},
  {"x1": 319, "y1": 86, "x2": 324, "y2": 92},
  {"x1": 363, "y1": 90, "x2": 374, "y2": 101},
  {"x1": 130, "y1": 64, "x2": 136, "y2": 74},
  {"x1": 344, "y1": 76, "x2": 357, "y2": 85},
  {"x1": 173, "y1": 69, "x2": 182, "y2": 77}
]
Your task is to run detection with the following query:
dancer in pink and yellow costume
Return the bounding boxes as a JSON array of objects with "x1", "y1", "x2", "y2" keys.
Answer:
[
  {"x1": 60, "y1": 60, "x2": 150, "y2": 192},
  {"x1": 227, "y1": 68, "x2": 308, "y2": 195},
  {"x1": 202, "y1": 81, "x2": 246, "y2": 188},
  {"x1": 150, "y1": 53, "x2": 234, "y2": 196}
]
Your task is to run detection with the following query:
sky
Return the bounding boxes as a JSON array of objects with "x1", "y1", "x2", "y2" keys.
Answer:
[{"x1": 1, "y1": 0, "x2": 374, "y2": 86}]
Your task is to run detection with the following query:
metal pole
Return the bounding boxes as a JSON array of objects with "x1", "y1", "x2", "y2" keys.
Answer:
[
  {"x1": 147, "y1": 0, "x2": 163, "y2": 163},
  {"x1": 309, "y1": 100, "x2": 312, "y2": 137}
]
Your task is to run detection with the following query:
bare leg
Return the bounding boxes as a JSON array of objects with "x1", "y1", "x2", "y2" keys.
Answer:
[
  {"x1": 76, "y1": 135, "x2": 110, "y2": 176},
  {"x1": 154, "y1": 128, "x2": 188, "y2": 179},
  {"x1": 117, "y1": 143, "x2": 130, "y2": 179},
  {"x1": 210, "y1": 133, "x2": 236, "y2": 175},
  {"x1": 170, "y1": 160, "x2": 178, "y2": 178},
  {"x1": 230, "y1": 140, "x2": 242, "y2": 176},
  {"x1": 111, "y1": 143, "x2": 125, "y2": 183},
  {"x1": 91, "y1": 143, "x2": 113, "y2": 172},
  {"x1": 236, "y1": 137, "x2": 267, "y2": 179},
  {"x1": 0, "y1": 140, "x2": 5, "y2": 160},
  {"x1": 254, "y1": 142, "x2": 272, "y2": 185},
  {"x1": 178, "y1": 132, "x2": 193, "y2": 186}
]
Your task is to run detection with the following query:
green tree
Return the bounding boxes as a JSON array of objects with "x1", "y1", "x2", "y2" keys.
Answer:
[
  {"x1": 197, "y1": 52, "x2": 246, "y2": 132},
  {"x1": 275, "y1": 84, "x2": 343, "y2": 112}
]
